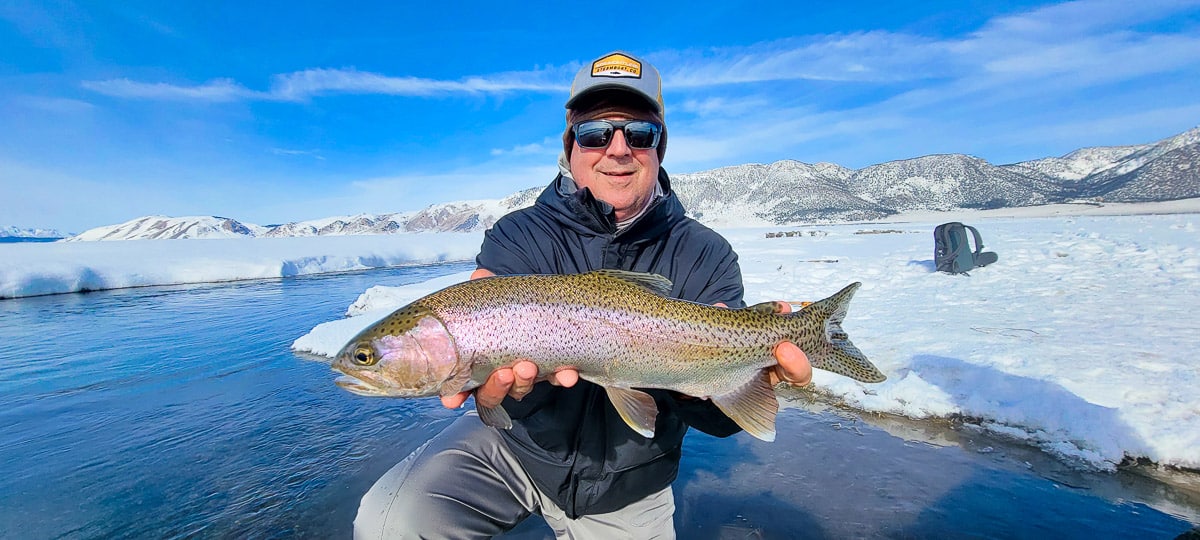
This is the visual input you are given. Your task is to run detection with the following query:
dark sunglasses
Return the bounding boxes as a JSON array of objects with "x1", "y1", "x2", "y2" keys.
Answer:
[{"x1": 572, "y1": 119, "x2": 662, "y2": 150}]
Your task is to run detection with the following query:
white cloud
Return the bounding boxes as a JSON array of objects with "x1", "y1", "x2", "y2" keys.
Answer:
[
  {"x1": 656, "y1": 0, "x2": 1200, "y2": 169},
  {"x1": 488, "y1": 137, "x2": 561, "y2": 157},
  {"x1": 84, "y1": 66, "x2": 573, "y2": 103},
  {"x1": 82, "y1": 77, "x2": 263, "y2": 102},
  {"x1": 656, "y1": 0, "x2": 1200, "y2": 91},
  {"x1": 270, "y1": 148, "x2": 325, "y2": 160},
  {"x1": 13, "y1": 95, "x2": 95, "y2": 113}
]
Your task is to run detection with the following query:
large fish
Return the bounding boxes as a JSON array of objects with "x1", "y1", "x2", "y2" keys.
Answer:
[{"x1": 333, "y1": 270, "x2": 886, "y2": 441}]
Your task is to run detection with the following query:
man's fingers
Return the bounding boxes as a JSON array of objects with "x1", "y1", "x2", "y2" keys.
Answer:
[
  {"x1": 773, "y1": 341, "x2": 813, "y2": 387},
  {"x1": 474, "y1": 367, "x2": 515, "y2": 409},
  {"x1": 509, "y1": 360, "x2": 539, "y2": 399},
  {"x1": 551, "y1": 369, "x2": 580, "y2": 388},
  {"x1": 440, "y1": 391, "x2": 470, "y2": 409}
]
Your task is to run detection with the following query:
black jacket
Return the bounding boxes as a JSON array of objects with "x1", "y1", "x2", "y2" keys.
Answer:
[{"x1": 475, "y1": 168, "x2": 746, "y2": 518}]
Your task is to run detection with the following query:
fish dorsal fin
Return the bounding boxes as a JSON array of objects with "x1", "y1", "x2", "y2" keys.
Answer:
[
  {"x1": 476, "y1": 403, "x2": 513, "y2": 430},
  {"x1": 604, "y1": 386, "x2": 660, "y2": 438},
  {"x1": 710, "y1": 370, "x2": 780, "y2": 442},
  {"x1": 592, "y1": 270, "x2": 673, "y2": 297}
]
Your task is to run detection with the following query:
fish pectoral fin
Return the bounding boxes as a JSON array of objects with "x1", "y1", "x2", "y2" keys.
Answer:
[
  {"x1": 476, "y1": 403, "x2": 513, "y2": 430},
  {"x1": 710, "y1": 370, "x2": 780, "y2": 442},
  {"x1": 604, "y1": 386, "x2": 659, "y2": 439}
]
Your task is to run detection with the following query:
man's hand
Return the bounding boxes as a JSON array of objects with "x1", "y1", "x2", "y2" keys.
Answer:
[
  {"x1": 771, "y1": 341, "x2": 813, "y2": 387},
  {"x1": 439, "y1": 360, "x2": 583, "y2": 409},
  {"x1": 726, "y1": 301, "x2": 813, "y2": 387},
  {"x1": 440, "y1": 269, "x2": 582, "y2": 410}
]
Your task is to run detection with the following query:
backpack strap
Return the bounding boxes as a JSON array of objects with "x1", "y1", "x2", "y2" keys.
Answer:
[{"x1": 965, "y1": 225, "x2": 985, "y2": 258}]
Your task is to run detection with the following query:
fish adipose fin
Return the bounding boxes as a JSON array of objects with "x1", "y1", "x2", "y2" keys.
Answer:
[
  {"x1": 744, "y1": 301, "x2": 784, "y2": 315},
  {"x1": 605, "y1": 386, "x2": 660, "y2": 438},
  {"x1": 476, "y1": 403, "x2": 513, "y2": 430},
  {"x1": 797, "y1": 282, "x2": 887, "y2": 384},
  {"x1": 592, "y1": 270, "x2": 673, "y2": 297},
  {"x1": 711, "y1": 370, "x2": 780, "y2": 442}
]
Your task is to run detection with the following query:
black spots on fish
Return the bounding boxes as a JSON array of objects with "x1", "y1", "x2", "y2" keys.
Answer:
[{"x1": 374, "y1": 304, "x2": 438, "y2": 336}]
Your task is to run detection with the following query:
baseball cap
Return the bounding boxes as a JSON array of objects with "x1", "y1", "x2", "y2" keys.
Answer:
[{"x1": 566, "y1": 51, "x2": 664, "y2": 114}]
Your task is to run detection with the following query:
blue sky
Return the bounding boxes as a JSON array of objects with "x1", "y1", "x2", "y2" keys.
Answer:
[{"x1": 2, "y1": 0, "x2": 1199, "y2": 233}]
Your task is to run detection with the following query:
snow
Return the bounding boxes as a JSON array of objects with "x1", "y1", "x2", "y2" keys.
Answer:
[
  {"x1": 0, "y1": 234, "x2": 483, "y2": 299},
  {"x1": 3, "y1": 201, "x2": 1200, "y2": 472}
]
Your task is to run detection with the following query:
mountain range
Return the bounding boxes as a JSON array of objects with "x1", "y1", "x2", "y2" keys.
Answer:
[
  {"x1": 1, "y1": 225, "x2": 68, "y2": 239},
  {"x1": 56, "y1": 126, "x2": 1200, "y2": 241}
]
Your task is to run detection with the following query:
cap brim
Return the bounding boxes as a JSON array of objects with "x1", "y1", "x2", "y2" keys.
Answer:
[{"x1": 565, "y1": 84, "x2": 661, "y2": 113}]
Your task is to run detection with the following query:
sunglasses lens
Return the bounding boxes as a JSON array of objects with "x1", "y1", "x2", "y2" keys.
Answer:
[
  {"x1": 623, "y1": 122, "x2": 660, "y2": 149},
  {"x1": 574, "y1": 122, "x2": 614, "y2": 149},
  {"x1": 573, "y1": 120, "x2": 661, "y2": 150}
]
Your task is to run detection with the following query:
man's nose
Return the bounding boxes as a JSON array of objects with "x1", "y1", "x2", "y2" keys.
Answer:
[{"x1": 605, "y1": 129, "x2": 632, "y2": 156}]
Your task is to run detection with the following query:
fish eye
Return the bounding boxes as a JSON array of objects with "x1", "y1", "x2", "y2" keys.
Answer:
[{"x1": 353, "y1": 347, "x2": 377, "y2": 366}]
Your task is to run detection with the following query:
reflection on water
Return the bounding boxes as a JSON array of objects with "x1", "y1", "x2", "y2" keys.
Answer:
[{"x1": 1, "y1": 263, "x2": 1197, "y2": 539}]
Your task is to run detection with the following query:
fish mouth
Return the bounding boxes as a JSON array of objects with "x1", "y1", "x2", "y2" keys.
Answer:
[
  {"x1": 331, "y1": 362, "x2": 395, "y2": 397},
  {"x1": 334, "y1": 375, "x2": 393, "y2": 397}
]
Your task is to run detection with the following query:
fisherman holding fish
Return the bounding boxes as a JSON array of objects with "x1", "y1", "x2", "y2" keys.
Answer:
[{"x1": 351, "y1": 51, "x2": 846, "y2": 539}]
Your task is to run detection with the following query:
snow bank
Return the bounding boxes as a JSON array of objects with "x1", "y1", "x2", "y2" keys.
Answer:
[{"x1": 0, "y1": 234, "x2": 482, "y2": 299}]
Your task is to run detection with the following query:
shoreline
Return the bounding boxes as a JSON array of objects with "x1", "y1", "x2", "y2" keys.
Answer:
[
  {"x1": 861, "y1": 198, "x2": 1200, "y2": 224},
  {"x1": 775, "y1": 386, "x2": 1200, "y2": 523}
]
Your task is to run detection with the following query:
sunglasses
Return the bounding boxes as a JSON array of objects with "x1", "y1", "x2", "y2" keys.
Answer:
[{"x1": 572, "y1": 119, "x2": 662, "y2": 150}]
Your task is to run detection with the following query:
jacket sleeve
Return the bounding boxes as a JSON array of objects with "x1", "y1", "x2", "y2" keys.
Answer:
[
  {"x1": 666, "y1": 392, "x2": 743, "y2": 437},
  {"x1": 475, "y1": 213, "x2": 543, "y2": 275}
]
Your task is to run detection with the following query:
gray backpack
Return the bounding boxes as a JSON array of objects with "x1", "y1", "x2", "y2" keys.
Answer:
[{"x1": 934, "y1": 222, "x2": 998, "y2": 274}]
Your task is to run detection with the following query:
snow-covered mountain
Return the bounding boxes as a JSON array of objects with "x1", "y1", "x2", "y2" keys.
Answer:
[
  {"x1": 259, "y1": 187, "x2": 543, "y2": 238},
  {"x1": 64, "y1": 127, "x2": 1199, "y2": 241},
  {"x1": 1, "y1": 225, "x2": 66, "y2": 239},
  {"x1": 671, "y1": 160, "x2": 890, "y2": 225},
  {"x1": 65, "y1": 216, "x2": 268, "y2": 241}
]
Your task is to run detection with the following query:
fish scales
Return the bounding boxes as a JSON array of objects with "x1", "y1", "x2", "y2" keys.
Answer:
[
  {"x1": 420, "y1": 273, "x2": 789, "y2": 394},
  {"x1": 333, "y1": 270, "x2": 886, "y2": 441}
]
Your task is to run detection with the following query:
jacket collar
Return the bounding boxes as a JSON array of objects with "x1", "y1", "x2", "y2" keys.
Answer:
[{"x1": 536, "y1": 167, "x2": 681, "y2": 240}]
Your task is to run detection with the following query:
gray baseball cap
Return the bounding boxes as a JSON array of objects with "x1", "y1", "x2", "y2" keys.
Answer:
[{"x1": 565, "y1": 51, "x2": 664, "y2": 113}]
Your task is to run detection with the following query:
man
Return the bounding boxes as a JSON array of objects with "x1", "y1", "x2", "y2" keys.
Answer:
[{"x1": 355, "y1": 51, "x2": 812, "y2": 539}]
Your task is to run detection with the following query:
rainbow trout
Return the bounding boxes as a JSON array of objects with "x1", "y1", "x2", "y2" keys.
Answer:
[{"x1": 333, "y1": 270, "x2": 886, "y2": 441}]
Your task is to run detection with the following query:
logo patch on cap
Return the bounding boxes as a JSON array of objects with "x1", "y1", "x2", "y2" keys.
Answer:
[{"x1": 591, "y1": 53, "x2": 642, "y2": 79}]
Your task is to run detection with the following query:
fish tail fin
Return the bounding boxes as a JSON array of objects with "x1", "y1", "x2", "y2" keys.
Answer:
[{"x1": 788, "y1": 282, "x2": 887, "y2": 383}]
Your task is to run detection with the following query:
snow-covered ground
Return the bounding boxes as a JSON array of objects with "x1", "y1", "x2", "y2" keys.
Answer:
[
  {"x1": 294, "y1": 202, "x2": 1200, "y2": 473},
  {"x1": 3, "y1": 201, "x2": 1199, "y2": 471}
]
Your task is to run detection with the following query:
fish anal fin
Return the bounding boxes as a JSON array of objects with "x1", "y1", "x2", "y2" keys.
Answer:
[
  {"x1": 592, "y1": 270, "x2": 673, "y2": 297},
  {"x1": 605, "y1": 386, "x2": 659, "y2": 438},
  {"x1": 710, "y1": 370, "x2": 780, "y2": 442},
  {"x1": 476, "y1": 402, "x2": 513, "y2": 430}
]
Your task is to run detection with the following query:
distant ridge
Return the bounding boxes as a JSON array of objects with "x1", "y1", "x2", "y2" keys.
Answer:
[
  {"x1": 66, "y1": 216, "x2": 267, "y2": 242},
  {"x1": 64, "y1": 127, "x2": 1200, "y2": 241},
  {"x1": 1, "y1": 225, "x2": 67, "y2": 239}
]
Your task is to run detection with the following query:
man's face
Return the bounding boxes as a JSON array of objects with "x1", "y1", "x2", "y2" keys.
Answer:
[{"x1": 569, "y1": 114, "x2": 661, "y2": 222}]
